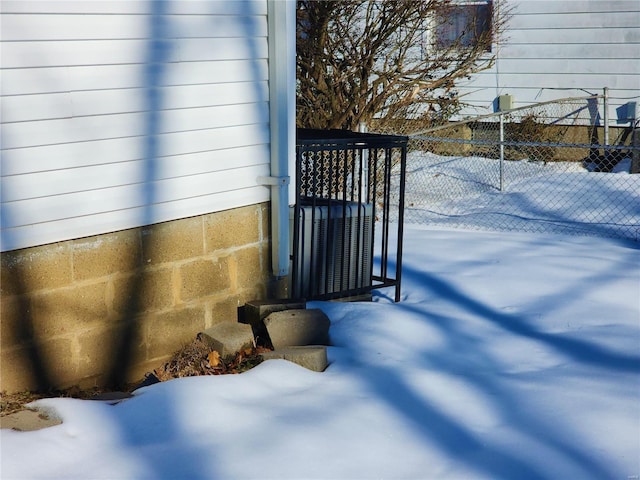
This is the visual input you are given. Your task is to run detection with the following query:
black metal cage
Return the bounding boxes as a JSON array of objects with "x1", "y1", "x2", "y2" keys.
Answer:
[{"x1": 291, "y1": 129, "x2": 408, "y2": 302}]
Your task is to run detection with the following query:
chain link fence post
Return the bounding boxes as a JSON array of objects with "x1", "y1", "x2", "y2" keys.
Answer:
[
  {"x1": 603, "y1": 87, "x2": 610, "y2": 165},
  {"x1": 499, "y1": 112, "x2": 505, "y2": 192},
  {"x1": 375, "y1": 94, "x2": 639, "y2": 241}
]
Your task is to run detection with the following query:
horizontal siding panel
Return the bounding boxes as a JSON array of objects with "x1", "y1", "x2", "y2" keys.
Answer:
[
  {"x1": 1, "y1": 60, "x2": 269, "y2": 96},
  {"x1": 3, "y1": 142, "x2": 269, "y2": 180},
  {"x1": 1, "y1": 37, "x2": 267, "y2": 68},
  {"x1": 1, "y1": 91, "x2": 75, "y2": 123},
  {"x1": 512, "y1": 1, "x2": 640, "y2": 15},
  {"x1": 464, "y1": 66, "x2": 640, "y2": 89},
  {"x1": 3, "y1": 145, "x2": 271, "y2": 203},
  {"x1": 507, "y1": 27, "x2": 640, "y2": 45},
  {"x1": 165, "y1": 0, "x2": 267, "y2": 15},
  {"x1": 3, "y1": 138, "x2": 144, "y2": 175},
  {"x1": 1, "y1": 40, "x2": 149, "y2": 68},
  {"x1": 461, "y1": 72, "x2": 637, "y2": 92},
  {"x1": 1, "y1": 0, "x2": 267, "y2": 15},
  {"x1": 1, "y1": 14, "x2": 267, "y2": 41},
  {"x1": 1, "y1": 186, "x2": 269, "y2": 253},
  {"x1": 1, "y1": 0, "x2": 273, "y2": 252},
  {"x1": 175, "y1": 37, "x2": 268, "y2": 62},
  {"x1": 2, "y1": 102, "x2": 270, "y2": 150},
  {"x1": 2, "y1": 90, "x2": 144, "y2": 123},
  {"x1": 508, "y1": 11, "x2": 640, "y2": 29},
  {"x1": 3, "y1": 123, "x2": 270, "y2": 176},
  {"x1": 499, "y1": 43, "x2": 640, "y2": 60},
  {"x1": 1, "y1": 14, "x2": 149, "y2": 41},
  {"x1": 158, "y1": 123, "x2": 270, "y2": 158},
  {"x1": 0, "y1": 1, "x2": 153, "y2": 14},
  {"x1": 2, "y1": 163, "x2": 271, "y2": 227},
  {"x1": 2, "y1": 81, "x2": 269, "y2": 122},
  {"x1": 486, "y1": 58, "x2": 640, "y2": 76},
  {"x1": 163, "y1": 59, "x2": 269, "y2": 85},
  {"x1": 166, "y1": 15, "x2": 268, "y2": 39}
]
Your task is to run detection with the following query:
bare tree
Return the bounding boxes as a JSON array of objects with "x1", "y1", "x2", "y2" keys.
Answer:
[{"x1": 297, "y1": 0, "x2": 511, "y2": 131}]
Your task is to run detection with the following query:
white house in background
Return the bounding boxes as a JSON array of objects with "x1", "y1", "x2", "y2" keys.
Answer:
[
  {"x1": 0, "y1": 0, "x2": 295, "y2": 393},
  {"x1": 454, "y1": 0, "x2": 640, "y2": 123}
]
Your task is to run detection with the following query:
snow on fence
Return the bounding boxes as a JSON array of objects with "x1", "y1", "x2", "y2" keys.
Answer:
[{"x1": 379, "y1": 95, "x2": 640, "y2": 241}]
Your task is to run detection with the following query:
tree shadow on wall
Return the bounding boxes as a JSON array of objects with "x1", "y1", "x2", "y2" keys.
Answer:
[{"x1": 1, "y1": 0, "x2": 271, "y2": 396}]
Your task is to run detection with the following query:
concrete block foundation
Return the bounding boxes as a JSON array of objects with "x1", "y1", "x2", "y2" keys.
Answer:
[{"x1": 0, "y1": 203, "x2": 274, "y2": 393}]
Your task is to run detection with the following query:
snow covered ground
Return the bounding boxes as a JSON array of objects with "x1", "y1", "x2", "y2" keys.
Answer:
[
  {"x1": 2, "y1": 152, "x2": 640, "y2": 479},
  {"x1": 400, "y1": 153, "x2": 640, "y2": 241},
  {"x1": 2, "y1": 220, "x2": 639, "y2": 479}
]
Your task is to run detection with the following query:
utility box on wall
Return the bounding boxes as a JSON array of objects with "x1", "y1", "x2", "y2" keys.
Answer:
[{"x1": 498, "y1": 94, "x2": 514, "y2": 111}]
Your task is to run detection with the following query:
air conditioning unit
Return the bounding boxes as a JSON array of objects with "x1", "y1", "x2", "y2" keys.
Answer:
[{"x1": 290, "y1": 201, "x2": 373, "y2": 298}]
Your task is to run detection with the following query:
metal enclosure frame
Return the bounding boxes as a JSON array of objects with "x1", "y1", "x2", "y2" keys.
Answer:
[{"x1": 292, "y1": 129, "x2": 408, "y2": 302}]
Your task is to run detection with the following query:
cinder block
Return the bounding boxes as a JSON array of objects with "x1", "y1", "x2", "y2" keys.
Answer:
[
  {"x1": 264, "y1": 309, "x2": 330, "y2": 349},
  {"x1": 72, "y1": 230, "x2": 140, "y2": 281},
  {"x1": 261, "y1": 346, "x2": 328, "y2": 372},
  {"x1": 241, "y1": 299, "x2": 306, "y2": 348},
  {"x1": 1, "y1": 296, "x2": 23, "y2": 348},
  {"x1": 179, "y1": 257, "x2": 230, "y2": 302},
  {"x1": 0, "y1": 347, "x2": 40, "y2": 393},
  {"x1": 242, "y1": 299, "x2": 306, "y2": 326},
  {"x1": 207, "y1": 295, "x2": 242, "y2": 329},
  {"x1": 140, "y1": 268, "x2": 175, "y2": 311},
  {"x1": 2, "y1": 243, "x2": 73, "y2": 294},
  {"x1": 234, "y1": 246, "x2": 265, "y2": 290},
  {"x1": 204, "y1": 205, "x2": 261, "y2": 253},
  {"x1": 142, "y1": 217, "x2": 204, "y2": 265},
  {"x1": 198, "y1": 321, "x2": 255, "y2": 358},
  {"x1": 30, "y1": 282, "x2": 109, "y2": 337},
  {"x1": 147, "y1": 306, "x2": 206, "y2": 360},
  {"x1": 112, "y1": 268, "x2": 174, "y2": 314},
  {"x1": 75, "y1": 324, "x2": 142, "y2": 381},
  {"x1": 39, "y1": 336, "x2": 77, "y2": 387}
]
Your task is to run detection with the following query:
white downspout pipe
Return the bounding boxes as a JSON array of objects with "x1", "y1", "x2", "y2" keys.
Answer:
[{"x1": 261, "y1": 0, "x2": 296, "y2": 278}]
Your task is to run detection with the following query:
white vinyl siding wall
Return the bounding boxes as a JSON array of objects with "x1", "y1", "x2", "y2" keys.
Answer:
[
  {"x1": 456, "y1": 0, "x2": 640, "y2": 116},
  {"x1": 1, "y1": 0, "x2": 271, "y2": 252}
]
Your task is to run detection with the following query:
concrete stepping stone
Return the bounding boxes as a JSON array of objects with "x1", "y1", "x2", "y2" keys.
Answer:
[
  {"x1": 242, "y1": 299, "x2": 306, "y2": 326},
  {"x1": 264, "y1": 308, "x2": 330, "y2": 349},
  {"x1": 0, "y1": 408, "x2": 62, "y2": 431},
  {"x1": 261, "y1": 346, "x2": 328, "y2": 372},
  {"x1": 241, "y1": 299, "x2": 306, "y2": 347},
  {"x1": 198, "y1": 321, "x2": 254, "y2": 358}
]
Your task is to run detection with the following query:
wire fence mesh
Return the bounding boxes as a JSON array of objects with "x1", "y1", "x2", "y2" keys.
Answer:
[{"x1": 375, "y1": 95, "x2": 640, "y2": 241}]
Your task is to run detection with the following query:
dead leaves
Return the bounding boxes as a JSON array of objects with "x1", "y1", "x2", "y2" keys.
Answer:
[
  {"x1": 207, "y1": 351, "x2": 221, "y2": 368},
  {"x1": 153, "y1": 338, "x2": 272, "y2": 381}
]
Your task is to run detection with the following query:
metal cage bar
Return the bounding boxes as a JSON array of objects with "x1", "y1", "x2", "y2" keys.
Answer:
[{"x1": 292, "y1": 129, "x2": 408, "y2": 302}]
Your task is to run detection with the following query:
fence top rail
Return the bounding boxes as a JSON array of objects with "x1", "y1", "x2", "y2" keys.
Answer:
[
  {"x1": 409, "y1": 95, "x2": 602, "y2": 137},
  {"x1": 297, "y1": 128, "x2": 408, "y2": 148}
]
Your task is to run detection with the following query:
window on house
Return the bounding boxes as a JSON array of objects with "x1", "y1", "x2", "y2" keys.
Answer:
[{"x1": 436, "y1": 0, "x2": 493, "y2": 52}]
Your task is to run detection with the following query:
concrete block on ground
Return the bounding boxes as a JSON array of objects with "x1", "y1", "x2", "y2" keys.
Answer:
[
  {"x1": 198, "y1": 321, "x2": 254, "y2": 358},
  {"x1": 241, "y1": 299, "x2": 306, "y2": 349},
  {"x1": 241, "y1": 299, "x2": 306, "y2": 326},
  {"x1": 264, "y1": 308, "x2": 330, "y2": 349},
  {"x1": 261, "y1": 346, "x2": 328, "y2": 372},
  {"x1": 0, "y1": 408, "x2": 62, "y2": 431}
]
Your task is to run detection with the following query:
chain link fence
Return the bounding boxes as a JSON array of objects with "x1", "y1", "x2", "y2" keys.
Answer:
[{"x1": 376, "y1": 95, "x2": 640, "y2": 241}]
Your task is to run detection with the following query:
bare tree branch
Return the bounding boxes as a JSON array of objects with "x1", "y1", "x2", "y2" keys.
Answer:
[{"x1": 297, "y1": 0, "x2": 512, "y2": 132}]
